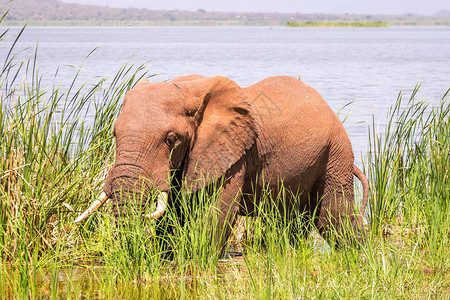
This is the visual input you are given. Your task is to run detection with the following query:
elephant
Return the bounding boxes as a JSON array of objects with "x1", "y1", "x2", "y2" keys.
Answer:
[{"x1": 75, "y1": 75, "x2": 369, "y2": 250}]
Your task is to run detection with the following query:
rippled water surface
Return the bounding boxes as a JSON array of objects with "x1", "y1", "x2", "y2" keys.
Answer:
[{"x1": 2, "y1": 26, "x2": 449, "y2": 159}]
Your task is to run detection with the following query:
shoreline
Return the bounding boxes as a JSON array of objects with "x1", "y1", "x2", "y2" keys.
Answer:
[{"x1": 2, "y1": 20, "x2": 449, "y2": 27}]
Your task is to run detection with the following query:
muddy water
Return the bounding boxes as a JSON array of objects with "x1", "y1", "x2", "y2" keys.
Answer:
[{"x1": 27, "y1": 259, "x2": 246, "y2": 298}]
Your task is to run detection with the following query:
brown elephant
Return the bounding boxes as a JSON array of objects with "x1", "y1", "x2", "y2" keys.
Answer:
[{"x1": 75, "y1": 75, "x2": 369, "y2": 249}]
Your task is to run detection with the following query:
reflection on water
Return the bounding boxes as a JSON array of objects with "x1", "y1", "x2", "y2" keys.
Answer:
[{"x1": 15, "y1": 260, "x2": 248, "y2": 298}]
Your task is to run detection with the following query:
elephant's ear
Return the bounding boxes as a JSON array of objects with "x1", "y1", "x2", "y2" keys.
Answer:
[{"x1": 179, "y1": 76, "x2": 257, "y2": 192}]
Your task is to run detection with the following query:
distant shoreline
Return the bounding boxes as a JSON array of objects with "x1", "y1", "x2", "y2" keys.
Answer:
[
  {"x1": 286, "y1": 21, "x2": 389, "y2": 27},
  {"x1": 2, "y1": 20, "x2": 450, "y2": 26},
  {"x1": 3, "y1": 0, "x2": 449, "y2": 28}
]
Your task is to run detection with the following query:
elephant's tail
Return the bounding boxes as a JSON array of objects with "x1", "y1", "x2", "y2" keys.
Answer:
[{"x1": 353, "y1": 164, "x2": 369, "y2": 217}]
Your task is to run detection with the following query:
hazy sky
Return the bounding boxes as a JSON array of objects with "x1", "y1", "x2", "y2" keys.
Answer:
[{"x1": 62, "y1": 0, "x2": 449, "y2": 15}]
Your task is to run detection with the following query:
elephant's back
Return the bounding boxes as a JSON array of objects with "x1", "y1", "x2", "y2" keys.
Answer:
[
  {"x1": 246, "y1": 76, "x2": 342, "y2": 139},
  {"x1": 245, "y1": 76, "x2": 350, "y2": 191},
  {"x1": 246, "y1": 76, "x2": 334, "y2": 116}
]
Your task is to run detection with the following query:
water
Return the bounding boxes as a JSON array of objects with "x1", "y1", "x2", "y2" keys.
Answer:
[{"x1": 1, "y1": 26, "x2": 450, "y2": 161}]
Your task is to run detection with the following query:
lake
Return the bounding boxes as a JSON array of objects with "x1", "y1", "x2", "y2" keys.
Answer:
[{"x1": 1, "y1": 25, "x2": 450, "y2": 162}]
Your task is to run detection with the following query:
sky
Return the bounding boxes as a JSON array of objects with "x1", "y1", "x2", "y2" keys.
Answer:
[{"x1": 62, "y1": 0, "x2": 450, "y2": 15}]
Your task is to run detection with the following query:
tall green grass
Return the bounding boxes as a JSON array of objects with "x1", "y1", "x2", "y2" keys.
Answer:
[
  {"x1": 0, "y1": 10, "x2": 449, "y2": 298},
  {"x1": 367, "y1": 86, "x2": 450, "y2": 266},
  {"x1": 0, "y1": 9, "x2": 150, "y2": 297}
]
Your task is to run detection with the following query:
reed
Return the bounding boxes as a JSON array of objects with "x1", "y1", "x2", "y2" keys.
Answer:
[
  {"x1": 0, "y1": 8, "x2": 150, "y2": 297},
  {"x1": 367, "y1": 86, "x2": 450, "y2": 266}
]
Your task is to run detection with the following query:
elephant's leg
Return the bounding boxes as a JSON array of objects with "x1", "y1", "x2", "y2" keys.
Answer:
[
  {"x1": 213, "y1": 188, "x2": 242, "y2": 255},
  {"x1": 210, "y1": 159, "x2": 246, "y2": 255},
  {"x1": 315, "y1": 173, "x2": 362, "y2": 247}
]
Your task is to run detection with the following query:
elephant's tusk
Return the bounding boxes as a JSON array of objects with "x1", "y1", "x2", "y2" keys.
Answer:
[
  {"x1": 74, "y1": 192, "x2": 109, "y2": 224},
  {"x1": 146, "y1": 192, "x2": 168, "y2": 219}
]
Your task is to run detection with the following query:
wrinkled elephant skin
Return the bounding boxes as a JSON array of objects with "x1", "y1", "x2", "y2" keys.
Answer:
[{"x1": 79, "y1": 75, "x2": 369, "y2": 249}]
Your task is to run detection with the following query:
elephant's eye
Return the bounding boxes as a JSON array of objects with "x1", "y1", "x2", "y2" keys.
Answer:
[{"x1": 165, "y1": 132, "x2": 178, "y2": 148}]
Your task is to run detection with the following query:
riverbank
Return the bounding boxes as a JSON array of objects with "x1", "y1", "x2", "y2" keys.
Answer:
[
  {"x1": 2, "y1": 19, "x2": 449, "y2": 27},
  {"x1": 0, "y1": 20, "x2": 284, "y2": 26},
  {"x1": 287, "y1": 21, "x2": 389, "y2": 27}
]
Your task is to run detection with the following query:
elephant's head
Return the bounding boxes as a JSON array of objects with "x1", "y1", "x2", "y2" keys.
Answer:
[{"x1": 75, "y1": 75, "x2": 257, "y2": 222}]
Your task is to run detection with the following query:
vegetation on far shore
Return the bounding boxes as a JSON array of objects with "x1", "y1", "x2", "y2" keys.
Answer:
[
  {"x1": 3, "y1": 19, "x2": 450, "y2": 27},
  {"x1": 0, "y1": 10, "x2": 449, "y2": 299},
  {"x1": 1, "y1": 20, "x2": 288, "y2": 27},
  {"x1": 286, "y1": 21, "x2": 389, "y2": 27},
  {"x1": 1, "y1": 0, "x2": 449, "y2": 27}
]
